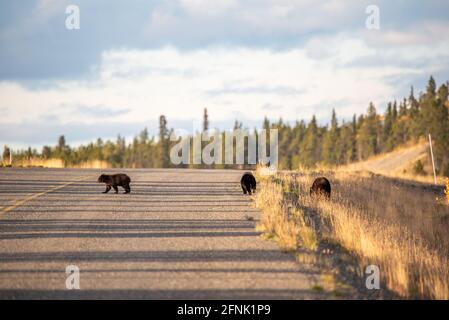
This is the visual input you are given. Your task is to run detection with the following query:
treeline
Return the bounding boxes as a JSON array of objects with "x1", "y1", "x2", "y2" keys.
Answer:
[
  {"x1": 276, "y1": 77, "x2": 449, "y2": 175},
  {"x1": 2, "y1": 116, "x2": 174, "y2": 169},
  {"x1": 3, "y1": 77, "x2": 449, "y2": 175},
  {"x1": 276, "y1": 77, "x2": 449, "y2": 174}
]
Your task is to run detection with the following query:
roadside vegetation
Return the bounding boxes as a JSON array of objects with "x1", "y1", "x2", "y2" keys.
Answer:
[
  {"x1": 254, "y1": 168, "x2": 449, "y2": 299},
  {"x1": 445, "y1": 178, "x2": 449, "y2": 204}
]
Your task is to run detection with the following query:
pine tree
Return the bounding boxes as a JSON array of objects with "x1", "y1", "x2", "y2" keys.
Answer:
[
  {"x1": 435, "y1": 83, "x2": 449, "y2": 175},
  {"x1": 322, "y1": 109, "x2": 339, "y2": 165},
  {"x1": 263, "y1": 117, "x2": 270, "y2": 131},
  {"x1": 337, "y1": 123, "x2": 354, "y2": 164},
  {"x1": 408, "y1": 86, "x2": 421, "y2": 140},
  {"x1": 427, "y1": 76, "x2": 436, "y2": 96},
  {"x1": 2, "y1": 146, "x2": 11, "y2": 164},
  {"x1": 358, "y1": 102, "x2": 379, "y2": 159},
  {"x1": 158, "y1": 115, "x2": 170, "y2": 168},
  {"x1": 233, "y1": 120, "x2": 243, "y2": 130},
  {"x1": 421, "y1": 76, "x2": 437, "y2": 134},
  {"x1": 277, "y1": 118, "x2": 292, "y2": 169},
  {"x1": 392, "y1": 101, "x2": 398, "y2": 120},
  {"x1": 57, "y1": 135, "x2": 67, "y2": 160},
  {"x1": 350, "y1": 114, "x2": 358, "y2": 162},
  {"x1": 203, "y1": 108, "x2": 209, "y2": 132},
  {"x1": 42, "y1": 146, "x2": 52, "y2": 159},
  {"x1": 437, "y1": 83, "x2": 448, "y2": 104},
  {"x1": 420, "y1": 77, "x2": 449, "y2": 174},
  {"x1": 399, "y1": 99, "x2": 408, "y2": 117},
  {"x1": 391, "y1": 115, "x2": 408, "y2": 147},
  {"x1": 383, "y1": 103, "x2": 394, "y2": 151},
  {"x1": 114, "y1": 135, "x2": 126, "y2": 167},
  {"x1": 300, "y1": 115, "x2": 320, "y2": 167},
  {"x1": 289, "y1": 120, "x2": 306, "y2": 169}
]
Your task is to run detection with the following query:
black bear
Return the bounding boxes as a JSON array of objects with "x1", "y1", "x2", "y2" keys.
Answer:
[
  {"x1": 241, "y1": 173, "x2": 256, "y2": 195},
  {"x1": 98, "y1": 173, "x2": 131, "y2": 194},
  {"x1": 309, "y1": 177, "x2": 331, "y2": 199}
]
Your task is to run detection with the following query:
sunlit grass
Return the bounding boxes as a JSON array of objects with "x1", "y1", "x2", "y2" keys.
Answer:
[
  {"x1": 445, "y1": 178, "x2": 449, "y2": 204},
  {"x1": 254, "y1": 166, "x2": 449, "y2": 299},
  {"x1": 11, "y1": 158, "x2": 111, "y2": 169}
]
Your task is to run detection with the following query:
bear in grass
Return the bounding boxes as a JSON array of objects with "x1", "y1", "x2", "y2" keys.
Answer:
[
  {"x1": 309, "y1": 177, "x2": 331, "y2": 199},
  {"x1": 98, "y1": 173, "x2": 131, "y2": 194},
  {"x1": 240, "y1": 172, "x2": 257, "y2": 195}
]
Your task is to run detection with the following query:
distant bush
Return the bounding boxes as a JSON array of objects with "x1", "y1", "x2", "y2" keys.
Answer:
[{"x1": 413, "y1": 160, "x2": 426, "y2": 175}]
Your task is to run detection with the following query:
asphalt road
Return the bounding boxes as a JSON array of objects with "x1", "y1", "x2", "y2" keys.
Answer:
[{"x1": 0, "y1": 168, "x2": 325, "y2": 299}]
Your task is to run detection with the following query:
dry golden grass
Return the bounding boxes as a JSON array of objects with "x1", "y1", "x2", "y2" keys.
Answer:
[
  {"x1": 254, "y1": 174, "x2": 317, "y2": 251},
  {"x1": 444, "y1": 178, "x2": 449, "y2": 204},
  {"x1": 17, "y1": 158, "x2": 65, "y2": 168},
  {"x1": 255, "y1": 167, "x2": 449, "y2": 299},
  {"x1": 254, "y1": 177, "x2": 300, "y2": 250},
  {"x1": 365, "y1": 170, "x2": 446, "y2": 185},
  {"x1": 71, "y1": 160, "x2": 111, "y2": 169},
  {"x1": 12, "y1": 158, "x2": 111, "y2": 169}
]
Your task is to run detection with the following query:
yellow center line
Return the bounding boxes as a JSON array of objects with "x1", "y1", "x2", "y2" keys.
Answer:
[
  {"x1": 0, "y1": 192, "x2": 33, "y2": 212},
  {"x1": 1, "y1": 176, "x2": 91, "y2": 216}
]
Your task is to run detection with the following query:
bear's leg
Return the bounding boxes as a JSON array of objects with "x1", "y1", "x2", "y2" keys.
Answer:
[
  {"x1": 241, "y1": 185, "x2": 247, "y2": 194},
  {"x1": 246, "y1": 183, "x2": 252, "y2": 195},
  {"x1": 113, "y1": 184, "x2": 119, "y2": 194},
  {"x1": 103, "y1": 185, "x2": 111, "y2": 193},
  {"x1": 124, "y1": 184, "x2": 131, "y2": 194}
]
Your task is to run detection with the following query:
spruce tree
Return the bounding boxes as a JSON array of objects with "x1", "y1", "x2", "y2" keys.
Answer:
[
  {"x1": 358, "y1": 103, "x2": 379, "y2": 159},
  {"x1": 300, "y1": 115, "x2": 320, "y2": 167},
  {"x1": 350, "y1": 114, "x2": 358, "y2": 162},
  {"x1": 322, "y1": 109, "x2": 339, "y2": 165},
  {"x1": 408, "y1": 86, "x2": 421, "y2": 140},
  {"x1": 2, "y1": 146, "x2": 11, "y2": 164},
  {"x1": 383, "y1": 103, "x2": 394, "y2": 151},
  {"x1": 203, "y1": 108, "x2": 209, "y2": 132},
  {"x1": 158, "y1": 115, "x2": 170, "y2": 168}
]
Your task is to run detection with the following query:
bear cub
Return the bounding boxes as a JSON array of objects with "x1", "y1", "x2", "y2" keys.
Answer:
[
  {"x1": 98, "y1": 173, "x2": 131, "y2": 194},
  {"x1": 241, "y1": 173, "x2": 257, "y2": 195},
  {"x1": 309, "y1": 177, "x2": 331, "y2": 199}
]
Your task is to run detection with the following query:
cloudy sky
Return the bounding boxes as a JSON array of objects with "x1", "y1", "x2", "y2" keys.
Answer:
[{"x1": 1, "y1": 0, "x2": 449, "y2": 149}]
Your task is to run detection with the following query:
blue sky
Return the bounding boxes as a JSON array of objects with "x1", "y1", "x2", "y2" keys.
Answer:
[{"x1": 1, "y1": 0, "x2": 449, "y2": 149}]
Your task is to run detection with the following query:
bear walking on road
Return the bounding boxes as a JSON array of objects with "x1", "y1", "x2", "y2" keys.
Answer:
[
  {"x1": 241, "y1": 173, "x2": 257, "y2": 195},
  {"x1": 98, "y1": 173, "x2": 131, "y2": 194},
  {"x1": 309, "y1": 177, "x2": 331, "y2": 199}
]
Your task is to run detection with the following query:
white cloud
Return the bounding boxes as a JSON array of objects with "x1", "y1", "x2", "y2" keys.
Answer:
[
  {"x1": 179, "y1": 0, "x2": 238, "y2": 15},
  {"x1": 143, "y1": 0, "x2": 365, "y2": 43},
  {"x1": 35, "y1": 0, "x2": 70, "y2": 21},
  {"x1": 2, "y1": 1, "x2": 449, "y2": 149},
  {"x1": 363, "y1": 21, "x2": 449, "y2": 47},
  {"x1": 1, "y1": 32, "x2": 436, "y2": 133}
]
